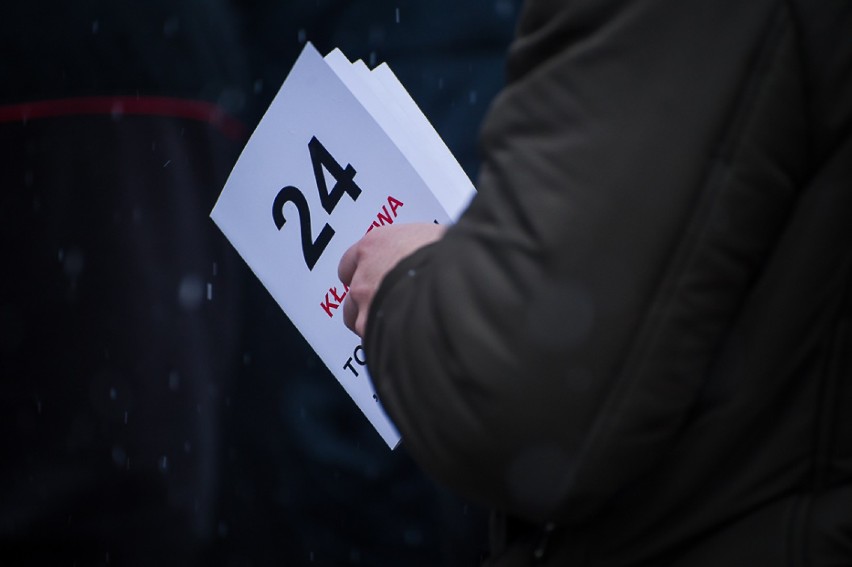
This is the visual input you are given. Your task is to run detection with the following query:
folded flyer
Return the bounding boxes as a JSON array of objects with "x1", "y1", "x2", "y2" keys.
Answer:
[{"x1": 210, "y1": 43, "x2": 474, "y2": 448}]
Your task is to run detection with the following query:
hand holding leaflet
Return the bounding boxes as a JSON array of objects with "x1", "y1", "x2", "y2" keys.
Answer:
[{"x1": 210, "y1": 43, "x2": 474, "y2": 448}]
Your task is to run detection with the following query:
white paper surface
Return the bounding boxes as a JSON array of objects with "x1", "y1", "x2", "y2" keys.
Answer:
[
  {"x1": 371, "y1": 62, "x2": 475, "y2": 218},
  {"x1": 324, "y1": 50, "x2": 465, "y2": 220},
  {"x1": 211, "y1": 43, "x2": 474, "y2": 448}
]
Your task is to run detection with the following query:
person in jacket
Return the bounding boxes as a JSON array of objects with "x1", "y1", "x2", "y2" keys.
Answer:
[{"x1": 338, "y1": 0, "x2": 852, "y2": 564}]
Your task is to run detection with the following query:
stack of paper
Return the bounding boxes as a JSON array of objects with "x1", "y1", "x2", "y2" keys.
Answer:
[{"x1": 210, "y1": 43, "x2": 475, "y2": 448}]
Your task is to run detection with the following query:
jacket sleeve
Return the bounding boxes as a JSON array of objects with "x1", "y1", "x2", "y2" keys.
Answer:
[{"x1": 365, "y1": 0, "x2": 800, "y2": 523}]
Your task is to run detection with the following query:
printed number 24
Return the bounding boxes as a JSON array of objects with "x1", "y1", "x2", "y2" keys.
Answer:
[{"x1": 272, "y1": 137, "x2": 362, "y2": 270}]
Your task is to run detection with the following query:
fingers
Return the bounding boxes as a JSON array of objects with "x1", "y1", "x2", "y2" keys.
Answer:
[
  {"x1": 338, "y1": 239, "x2": 359, "y2": 287},
  {"x1": 342, "y1": 279, "x2": 368, "y2": 337},
  {"x1": 339, "y1": 240, "x2": 363, "y2": 336},
  {"x1": 338, "y1": 224, "x2": 441, "y2": 337},
  {"x1": 342, "y1": 288, "x2": 359, "y2": 335}
]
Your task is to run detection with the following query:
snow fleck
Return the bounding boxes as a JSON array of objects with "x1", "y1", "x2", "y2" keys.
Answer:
[
  {"x1": 111, "y1": 446, "x2": 126, "y2": 467},
  {"x1": 178, "y1": 275, "x2": 204, "y2": 311},
  {"x1": 495, "y1": 0, "x2": 515, "y2": 18},
  {"x1": 163, "y1": 16, "x2": 180, "y2": 38},
  {"x1": 168, "y1": 370, "x2": 180, "y2": 391},
  {"x1": 63, "y1": 247, "x2": 84, "y2": 280}
]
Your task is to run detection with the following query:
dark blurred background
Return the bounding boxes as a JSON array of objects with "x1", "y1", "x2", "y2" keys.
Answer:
[{"x1": 0, "y1": 1, "x2": 519, "y2": 565}]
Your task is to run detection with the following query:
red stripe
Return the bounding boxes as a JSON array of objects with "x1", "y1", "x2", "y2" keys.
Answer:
[{"x1": 0, "y1": 96, "x2": 249, "y2": 140}]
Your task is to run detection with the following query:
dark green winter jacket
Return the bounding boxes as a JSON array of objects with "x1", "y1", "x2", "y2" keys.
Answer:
[{"x1": 365, "y1": 0, "x2": 852, "y2": 564}]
